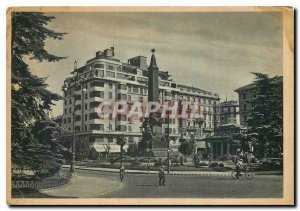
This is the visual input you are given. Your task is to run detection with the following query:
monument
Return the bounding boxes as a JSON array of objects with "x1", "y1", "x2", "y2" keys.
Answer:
[{"x1": 139, "y1": 49, "x2": 168, "y2": 155}]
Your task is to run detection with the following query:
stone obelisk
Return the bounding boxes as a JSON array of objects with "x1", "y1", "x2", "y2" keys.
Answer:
[{"x1": 148, "y1": 49, "x2": 167, "y2": 151}]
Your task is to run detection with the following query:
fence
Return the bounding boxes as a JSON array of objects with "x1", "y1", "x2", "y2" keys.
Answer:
[{"x1": 12, "y1": 170, "x2": 72, "y2": 190}]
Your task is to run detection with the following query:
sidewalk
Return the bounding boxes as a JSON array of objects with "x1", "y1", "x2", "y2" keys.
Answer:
[
  {"x1": 40, "y1": 175, "x2": 123, "y2": 198},
  {"x1": 62, "y1": 165, "x2": 282, "y2": 177}
]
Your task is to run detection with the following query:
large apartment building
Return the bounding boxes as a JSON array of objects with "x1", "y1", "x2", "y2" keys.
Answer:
[{"x1": 61, "y1": 47, "x2": 220, "y2": 153}]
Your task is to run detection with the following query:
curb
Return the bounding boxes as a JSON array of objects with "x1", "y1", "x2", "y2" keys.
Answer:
[
  {"x1": 63, "y1": 166, "x2": 282, "y2": 177},
  {"x1": 69, "y1": 166, "x2": 233, "y2": 177}
]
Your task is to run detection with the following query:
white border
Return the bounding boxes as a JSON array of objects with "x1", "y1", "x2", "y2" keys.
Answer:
[{"x1": 1, "y1": 1, "x2": 298, "y2": 210}]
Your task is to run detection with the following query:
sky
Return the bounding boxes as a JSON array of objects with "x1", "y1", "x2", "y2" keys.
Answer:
[{"x1": 27, "y1": 12, "x2": 283, "y2": 117}]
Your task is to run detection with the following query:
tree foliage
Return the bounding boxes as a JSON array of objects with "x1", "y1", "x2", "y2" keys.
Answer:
[
  {"x1": 11, "y1": 12, "x2": 66, "y2": 177},
  {"x1": 178, "y1": 141, "x2": 193, "y2": 156},
  {"x1": 246, "y1": 73, "x2": 283, "y2": 158},
  {"x1": 126, "y1": 143, "x2": 139, "y2": 157}
]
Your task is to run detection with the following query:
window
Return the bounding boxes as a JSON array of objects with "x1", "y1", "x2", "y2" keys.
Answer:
[
  {"x1": 75, "y1": 115, "x2": 81, "y2": 121},
  {"x1": 89, "y1": 113, "x2": 100, "y2": 120},
  {"x1": 128, "y1": 95, "x2": 131, "y2": 101},
  {"x1": 64, "y1": 99, "x2": 67, "y2": 105},
  {"x1": 85, "y1": 103, "x2": 88, "y2": 110},
  {"x1": 165, "y1": 128, "x2": 172, "y2": 134},
  {"x1": 128, "y1": 126, "x2": 132, "y2": 132},
  {"x1": 63, "y1": 119, "x2": 66, "y2": 124},
  {"x1": 85, "y1": 93, "x2": 88, "y2": 99},
  {"x1": 69, "y1": 108, "x2": 72, "y2": 113},
  {"x1": 133, "y1": 86, "x2": 139, "y2": 93},
  {"x1": 69, "y1": 98, "x2": 72, "y2": 104},
  {"x1": 128, "y1": 86, "x2": 132, "y2": 92},
  {"x1": 68, "y1": 118, "x2": 72, "y2": 123},
  {"x1": 75, "y1": 126, "x2": 81, "y2": 132},
  {"x1": 140, "y1": 97, "x2": 143, "y2": 102},
  {"x1": 243, "y1": 92, "x2": 247, "y2": 99},
  {"x1": 90, "y1": 124, "x2": 104, "y2": 130},
  {"x1": 75, "y1": 85, "x2": 81, "y2": 91},
  {"x1": 243, "y1": 104, "x2": 247, "y2": 111},
  {"x1": 118, "y1": 84, "x2": 127, "y2": 90},
  {"x1": 90, "y1": 101, "x2": 100, "y2": 108},
  {"x1": 117, "y1": 114, "x2": 127, "y2": 121},
  {"x1": 128, "y1": 137, "x2": 134, "y2": 143},
  {"x1": 85, "y1": 114, "x2": 88, "y2": 121},
  {"x1": 117, "y1": 125, "x2": 127, "y2": 131},
  {"x1": 84, "y1": 125, "x2": 87, "y2": 131},
  {"x1": 118, "y1": 93, "x2": 127, "y2": 100},
  {"x1": 64, "y1": 109, "x2": 67, "y2": 114},
  {"x1": 90, "y1": 81, "x2": 104, "y2": 87},
  {"x1": 106, "y1": 71, "x2": 115, "y2": 78},
  {"x1": 109, "y1": 83, "x2": 113, "y2": 89},
  {"x1": 90, "y1": 91, "x2": 104, "y2": 98},
  {"x1": 94, "y1": 63, "x2": 104, "y2": 69},
  {"x1": 108, "y1": 65, "x2": 114, "y2": 70},
  {"x1": 109, "y1": 124, "x2": 112, "y2": 130},
  {"x1": 75, "y1": 104, "x2": 81, "y2": 111},
  {"x1": 140, "y1": 88, "x2": 143, "y2": 94},
  {"x1": 75, "y1": 95, "x2": 81, "y2": 101},
  {"x1": 109, "y1": 92, "x2": 113, "y2": 99},
  {"x1": 108, "y1": 136, "x2": 113, "y2": 142}
]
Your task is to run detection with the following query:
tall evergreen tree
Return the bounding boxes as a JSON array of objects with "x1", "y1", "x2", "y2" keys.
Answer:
[
  {"x1": 246, "y1": 73, "x2": 283, "y2": 158},
  {"x1": 11, "y1": 12, "x2": 67, "y2": 177}
]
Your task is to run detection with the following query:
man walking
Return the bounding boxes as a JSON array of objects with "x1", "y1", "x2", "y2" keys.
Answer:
[
  {"x1": 158, "y1": 165, "x2": 166, "y2": 186},
  {"x1": 120, "y1": 165, "x2": 125, "y2": 182}
]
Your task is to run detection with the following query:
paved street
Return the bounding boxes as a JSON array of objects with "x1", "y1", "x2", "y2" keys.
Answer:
[
  {"x1": 14, "y1": 169, "x2": 282, "y2": 198},
  {"x1": 54, "y1": 169, "x2": 282, "y2": 198}
]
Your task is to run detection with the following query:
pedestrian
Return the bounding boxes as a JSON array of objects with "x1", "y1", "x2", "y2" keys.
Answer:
[
  {"x1": 158, "y1": 165, "x2": 166, "y2": 186},
  {"x1": 236, "y1": 159, "x2": 243, "y2": 179},
  {"x1": 147, "y1": 160, "x2": 151, "y2": 172},
  {"x1": 120, "y1": 165, "x2": 125, "y2": 182}
]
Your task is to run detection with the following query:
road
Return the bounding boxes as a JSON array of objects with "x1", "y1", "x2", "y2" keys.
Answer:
[
  {"x1": 13, "y1": 169, "x2": 282, "y2": 198},
  {"x1": 77, "y1": 169, "x2": 282, "y2": 198}
]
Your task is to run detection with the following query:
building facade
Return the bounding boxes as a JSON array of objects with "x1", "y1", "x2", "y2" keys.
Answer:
[
  {"x1": 61, "y1": 47, "x2": 220, "y2": 154},
  {"x1": 218, "y1": 100, "x2": 240, "y2": 125},
  {"x1": 234, "y1": 76, "x2": 283, "y2": 126}
]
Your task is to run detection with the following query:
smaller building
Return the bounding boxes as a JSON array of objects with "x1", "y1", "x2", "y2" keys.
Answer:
[
  {"x1": 203, "y1": 124, "x2": 244, "y2": 159},
  {"x1": 218, "y1": 100, "x2": 240, "y2": 125}
]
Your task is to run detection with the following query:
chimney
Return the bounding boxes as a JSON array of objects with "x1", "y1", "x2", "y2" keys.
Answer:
[{"x1": 111, "y1": 47, "x2": 115, "y2": 57}]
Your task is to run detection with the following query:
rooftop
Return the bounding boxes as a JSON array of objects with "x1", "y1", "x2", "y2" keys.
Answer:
[{"x1": 234, "y1": 76, "x2": 283, "y2": 92}]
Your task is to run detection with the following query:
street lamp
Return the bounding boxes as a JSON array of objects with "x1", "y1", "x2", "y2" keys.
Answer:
[
  {"x1": 63, "y1": 80, "x2": 86, "y2": 175},
  {"x1": 187, "y1": 121, "x2": 198, "y2": 166}
]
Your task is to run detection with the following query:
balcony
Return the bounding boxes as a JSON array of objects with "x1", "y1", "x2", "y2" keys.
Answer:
[{"x1": 90, "y1": 86, "x2": 105, "y2": 92}]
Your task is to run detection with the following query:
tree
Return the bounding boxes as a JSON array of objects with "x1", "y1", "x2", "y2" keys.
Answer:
[
  {"x1": 11, "y1": 12, "x2": 66, "y2": 177},
  {"x1": 103, "y1": 144, "x2": 111, "y2": 159},
  {"x1": 246, "y1": 73, "x2": 283, "y2": 158},
  {"x1": 88, "y1": 147, "x2": 99, "y2": 160},
  {"x1": 127, "y1": 143, "x2": 138, "y2": 157},
  {"x1": 116, "y1": 136, "x2": 127, "y2": 166},
  {"x1": 178, "y1": 141, "x2": 193, "y2": 156},
  {"x1": 75, "y1": 138, "x2": 91, "y2": 161}
]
